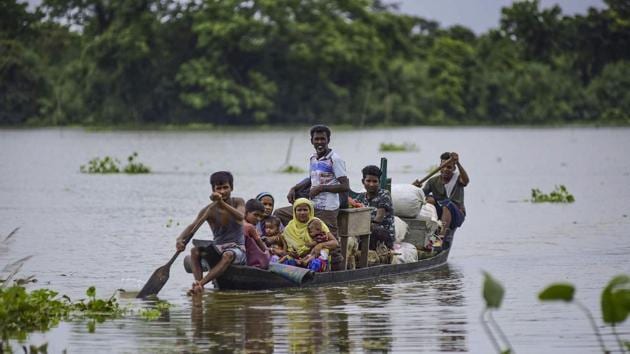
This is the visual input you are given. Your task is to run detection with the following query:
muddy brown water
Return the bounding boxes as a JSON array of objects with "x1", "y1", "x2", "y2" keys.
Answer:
[{"x1": 1, "y1": 127, "x2": 629, "y2": 353}]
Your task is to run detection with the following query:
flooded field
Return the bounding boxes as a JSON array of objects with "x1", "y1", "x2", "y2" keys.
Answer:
[{"x1": 1, "y1": 127, "x2": 629, "y2": 353}]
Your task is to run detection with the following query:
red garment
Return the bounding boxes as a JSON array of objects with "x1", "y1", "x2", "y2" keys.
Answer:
[
  {"x1": 243, "y1": 221, "x2": 269, "y2": 269},
  {"x1": 243, "y1": 222, "x2": 261, "y2": 241}
]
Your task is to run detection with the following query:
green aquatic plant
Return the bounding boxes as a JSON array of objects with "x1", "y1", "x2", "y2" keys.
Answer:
[
  {"x1": 481, "y1": 272, "x2": 513, "y2": 354},
  {"x1": 1, "y1": 229, "x2": 123, "y2": 349},
  {"x1": 0, "y1": 284, "x2": 124, "y2": 348},
  {"x1": 123, "y1": 152, "x2": 150, "y2": 174},
  {"x1": 0, "y1": 286, "x2": 71, "y2": 341},
  {"x1": 80, "y1": 153, "x2": 151, "y2": 174},
  {"x1": 72, "y1": 286, "x2": 125, "y2": 320},
  {"x1": 138, "y1": 300, "x2": 172, "y2": 321},
  {"x1": 539, "y1": 275, "x2": 630, "y2": 353},
  {"x1": 379, "y1": 142, "x2": 418, "y2": 152},
  {"x1": 80, "y1": 156, "x2": 121, "y2": 174},
  {"x1": 531, "y1": 185, "x2": 575, "y2": 203},
  {"x1": 279, "y1": 165, "x2": 305, "y2": 174},
  {"x1": 138, "y1": 308, "x2": 161, "y2": 320},
  {"x1": 480, "y1": 273, "x2": 630, "y2": 353}
]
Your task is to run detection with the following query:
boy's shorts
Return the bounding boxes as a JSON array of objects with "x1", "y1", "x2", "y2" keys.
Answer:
[
  {"x1": 218, "y1": 244, "x2": 247, "y2": 265},
  {"x1": 193, "y1": 240, "x2": 247, "y2": 266}
]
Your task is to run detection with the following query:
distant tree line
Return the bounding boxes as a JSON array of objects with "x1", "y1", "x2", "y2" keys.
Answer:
[{"x1": 1, "y1": 0, "x2": 629, "y2": 126}]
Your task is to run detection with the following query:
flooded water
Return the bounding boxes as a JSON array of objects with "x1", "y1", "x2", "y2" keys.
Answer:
[{"x1": 1, "y1": 127, "x2": 629, "y2": 353}]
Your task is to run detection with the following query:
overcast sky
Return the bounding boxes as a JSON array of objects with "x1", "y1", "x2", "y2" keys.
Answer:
[
  {"x1": 25, "y1": 0, "x2": 605, "y2": 34},
  {"x1": 384, "y1": 0, "x2": 605, "y2": 34}
]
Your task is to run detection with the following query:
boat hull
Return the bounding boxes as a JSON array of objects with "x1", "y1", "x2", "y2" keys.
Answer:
[
  {"x1": 182, "y1": 217, "x2": 452, "y2": 291},
  {"x1": 213, "y1": 248, "x2": 450, "y2": 290}
]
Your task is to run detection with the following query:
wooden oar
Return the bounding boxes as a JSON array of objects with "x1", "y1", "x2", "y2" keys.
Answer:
[
  {"x1": 412, "y1": 157, "x2": 455, "y2": 187},
  {"x1": 136, "y1": 202, "x2": 215, "y2": 298}
]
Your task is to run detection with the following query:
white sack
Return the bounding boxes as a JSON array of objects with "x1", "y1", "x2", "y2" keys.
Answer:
[
  {"x1": 390, "y1": 242, "x2": 419, "y2": 264},
  {"x1": 417, "y1": 203, "x2": 440, "y2": 235},
  {"x1": 394, "y1": 216, "x2": 408, "y2": 242},
  {"x1": 391, "y1": 184, "x2": 425, "y2": 218}
]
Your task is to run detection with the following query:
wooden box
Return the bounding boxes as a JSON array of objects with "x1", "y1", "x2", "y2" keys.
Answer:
[{"x1": 338, "y1": 207, "x2": 372, "y2": 236}]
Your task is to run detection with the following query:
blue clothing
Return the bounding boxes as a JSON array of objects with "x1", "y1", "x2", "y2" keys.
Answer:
[{"x1": 436, "y1": 199, "x2": 465, "y2": 229}]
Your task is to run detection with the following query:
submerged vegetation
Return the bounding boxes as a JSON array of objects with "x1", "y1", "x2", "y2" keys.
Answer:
[
  {"x1": 379, "y1": 142, "x2": 418, "y2": 152},
  {"x1": 1, "y1": 0, "x2": 629, "y2": 127},
  {"x1": 482, "y1": 272, "x2": 630, "y2": 353},
  {"x1": 531, "y1": 185, "x2": 575, "y2": 203},
  {"x1": 138, "y1": 300, "x2": 172, "y2": 321},
  {"x1": 279, "y1": 165, "x2": 305, "y2": 174},
  {"x1": 80, "y1": 152, "x2": 150, "y2": 174}
]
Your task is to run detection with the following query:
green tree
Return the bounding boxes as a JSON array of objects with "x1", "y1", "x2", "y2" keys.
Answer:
[
  {"x1": 586, "y1": 61, "x2": 630, "y2": 123},
  {"x1": 499, "y1": 0, "x2": 563, "y2": 63},
  {"x1": 40, "y1": 0, "x2": 199, "y2": 125},
  {"x1": 0, "y1": 1, "x2": 47, "y2": 125}
]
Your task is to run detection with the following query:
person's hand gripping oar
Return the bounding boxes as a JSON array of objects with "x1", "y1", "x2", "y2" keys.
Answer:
[
  {"x1": 136, "y1": 201, "x2": 215, "y2": 298},
  {"x1": 411, "y1": 156, "x2": 455, "y2": 188}
]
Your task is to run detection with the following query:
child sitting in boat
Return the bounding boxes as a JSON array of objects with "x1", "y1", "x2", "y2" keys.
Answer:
[
  {"x1": 299, "y1": 219, "x2": 333, "y2": 272},
  {"x1": 243, "y1": 199, "x2": 270, "y2": 268},
  {"x1": 262, "y1": 216, "x2": 287, "y2": 262},
  {"x1": 255, "y1": 192, "x2": 284, "y2": 237}
]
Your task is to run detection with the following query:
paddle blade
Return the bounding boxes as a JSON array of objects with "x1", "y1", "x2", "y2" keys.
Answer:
[{"x1": 136, "y1": 264, "x2": 171, "y2": 298}]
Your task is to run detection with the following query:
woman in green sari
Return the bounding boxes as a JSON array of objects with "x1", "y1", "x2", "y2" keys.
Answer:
[{"x1": 282, "y1": 198, "x2": 339, "y2": 269}]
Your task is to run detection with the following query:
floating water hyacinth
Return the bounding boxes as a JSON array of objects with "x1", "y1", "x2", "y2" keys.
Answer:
[
  {"x1": 379, "y1": 142, "x2": 419, "y2": 152},
  {"x1": 531, "y1": 185, "x2": 575, "y2": 203},
  {"x1": 80, "y1": 152, "x2": 150, "y2": 174}
]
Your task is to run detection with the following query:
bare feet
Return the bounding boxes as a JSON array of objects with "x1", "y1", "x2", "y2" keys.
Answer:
[{"x1": 187, "y1": 281, "x2": 204, "y2": 296}]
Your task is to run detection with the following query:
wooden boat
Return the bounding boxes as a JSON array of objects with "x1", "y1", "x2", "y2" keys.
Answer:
[
  {"x1": 182, "y1": 158, "x2": 453, "y2": 290},
  {"x1": 183, "y1": 217, "x2": 453, "y2": 291}
]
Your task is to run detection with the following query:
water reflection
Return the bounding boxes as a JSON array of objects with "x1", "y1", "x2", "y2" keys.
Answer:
[
  {"x1": 189, "y1": 291, "x2": 274, "y2": 353},
  {"x1": 182, "y1": 264, "x2": 466, "y2": 353}
]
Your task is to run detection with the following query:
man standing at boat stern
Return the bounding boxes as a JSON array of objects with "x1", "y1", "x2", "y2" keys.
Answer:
[{"x1": 277, "y1": 125, "x2": 349, "y2": 270}]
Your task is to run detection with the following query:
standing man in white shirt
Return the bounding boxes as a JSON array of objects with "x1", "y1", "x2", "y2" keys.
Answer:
[{"x1": 277, "y1": 125, "x2": 350, "y2": 270}]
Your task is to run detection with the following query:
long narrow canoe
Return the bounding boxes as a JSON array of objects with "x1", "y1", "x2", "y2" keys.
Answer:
[
  {"x1": 213, "y1": 247, "x2": 449, "y2": 290},
  {"x1": 183, "y1": 218, "x2": 452, "y2": 291}
]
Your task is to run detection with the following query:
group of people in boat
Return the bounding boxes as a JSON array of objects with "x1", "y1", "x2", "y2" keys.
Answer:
[{"x1": 175, "y1": 125, "x2": 469, "y2": 295}]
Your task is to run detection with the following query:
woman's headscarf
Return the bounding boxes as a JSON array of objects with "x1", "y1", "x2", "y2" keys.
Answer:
[
  {"x1": 255, "y1": 192, "x2": 274, "y2": 203},
  {"x1": 283, "y1": 198, "x2": 329, "y2": 257},
  {"x1": 255, "y1": 192, "x2": 275, "y2": 236}
]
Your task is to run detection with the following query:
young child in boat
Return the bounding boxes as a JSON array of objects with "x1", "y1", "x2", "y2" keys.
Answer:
[
  {"x1": 243, "y1": 199, "x2": 270, "y2": 268},
  {"x1": 299, "y1": 219, "x2": 332, "y2": 271},
  {"x1": 262, "y1": 216, "x2": 287, "y2": 263}
]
